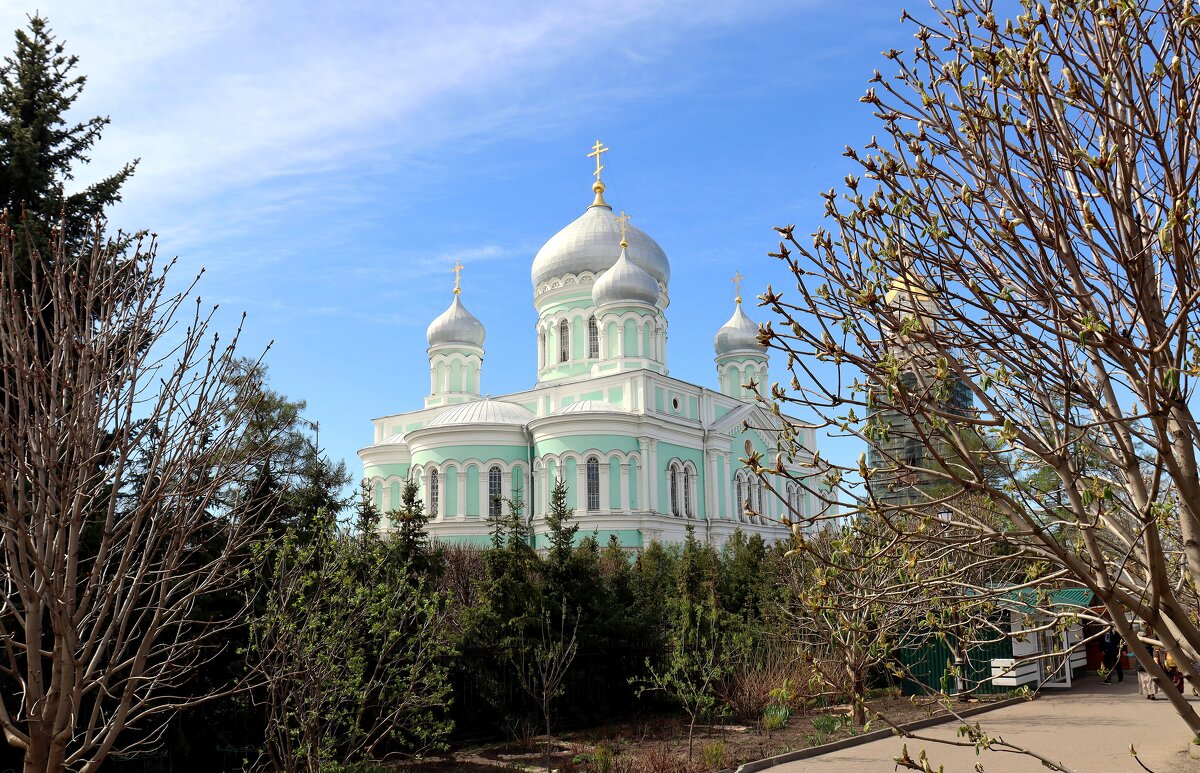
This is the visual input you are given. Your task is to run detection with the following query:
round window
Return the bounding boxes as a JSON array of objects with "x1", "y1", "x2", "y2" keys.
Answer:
[{"x1": 671, "y1": 397, "x2": 681, "y2": 411}]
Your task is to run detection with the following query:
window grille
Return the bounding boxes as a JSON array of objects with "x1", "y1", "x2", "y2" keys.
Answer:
[
  {"x1": 586, "y1": 456, "x2": 600, "y2": 511},
  {"x1": 670, "y1": 466, "x2": 679, "y2": 516},
  {"x1": 683, "y1": 467, "x2": 692, "y2": 517},
  {"x1": 489, "y1": 466, "x2": 502, "y2": 517},
  {"x1": 429, "y1": 470, "x2": 439, "y2": 518},
  {"x1": 588, "y1": 316, "x2": 599, "y2": 358},
  {"x1": 559, "y1": 319, "x2": 569, "y2": 362}
]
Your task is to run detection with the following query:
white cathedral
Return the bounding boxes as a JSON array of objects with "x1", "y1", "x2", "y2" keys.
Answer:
[{"x1": 360, "y1": 144, "x2": 819, "y2": 548}]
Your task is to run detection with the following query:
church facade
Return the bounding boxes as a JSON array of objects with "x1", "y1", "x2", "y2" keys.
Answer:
[{"x1": 360, "y1": 146, "x2": 818, "y2": 548}]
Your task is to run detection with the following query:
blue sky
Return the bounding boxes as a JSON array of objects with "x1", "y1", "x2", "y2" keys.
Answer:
[{"x1": 3, "y1": 0, "x2": 915, "y2": 490}]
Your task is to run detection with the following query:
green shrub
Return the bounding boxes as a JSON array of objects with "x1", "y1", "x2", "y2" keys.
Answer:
[
  {"x1": 810, "y1": 714, "x2": 848, "y2": 734},
  {"x1": 763, "y1": 704, "x2": 790, "y2": 731},
  {"x1": 594, "y1": 743, "x2": 616, "y2": 773},
  {"x1": 701, "y1": 741, "x2": 729, "y2": 768}
]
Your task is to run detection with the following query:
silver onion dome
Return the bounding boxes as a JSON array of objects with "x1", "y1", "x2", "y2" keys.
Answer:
[
  {"x1": 531, "y1": 205, "x2": 670, "y2": 289},
  {"x1": 592, "y1": 246, "x2": 659, "y2": 307},
  {"x1": 426, "y1": 295, "x2": 485, "y2": 348},
  {"x1": 714, "y1": 302, "x2": 764, "y2": 355}
]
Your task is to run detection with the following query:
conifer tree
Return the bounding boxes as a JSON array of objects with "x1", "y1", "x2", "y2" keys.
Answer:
[{"x1": 0, "y1": 14, "x2": 135, "y2": 275}]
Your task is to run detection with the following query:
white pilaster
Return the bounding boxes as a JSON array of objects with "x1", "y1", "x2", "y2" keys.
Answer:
[
  {"x1": 619, "y1": 462, "x2": 630, "y2": 513},
  {"x1": 598, "y1": 462, "x2": 611, "y2": 512},
  {"x1": 456, "y1": 474, "x2": 467, "y2": 519}
]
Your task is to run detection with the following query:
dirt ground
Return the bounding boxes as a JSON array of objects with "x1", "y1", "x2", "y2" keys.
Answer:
[{"x1": 395, "y1": 696, "x2": 958, "y2": 772}]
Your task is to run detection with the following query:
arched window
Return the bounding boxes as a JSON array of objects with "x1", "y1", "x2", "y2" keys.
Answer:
[
  {"x1": 559, "y1": 319, "x2": 570, "y2": 362},
  {"x1": 429, "y1": 470, "x2": 439, "y2": 518},
  {"x1": 488, "y1": 466, "x2": 502, "y2": 517},
  {"x1": 538, "y1": 331, "x2": 546, "y2": 367},
  {"x1": 683, "y1": 467, "x2": 692, "y2": 517},
  {"x1": 588, "y1": 315, "x2": 599, "y2": 358},
  {"x1": 670, "y1": 465, "x2": 680, "y2": 516},
  {"x1": 586, "y1": 456, "x2": 600, "y2": 511}
]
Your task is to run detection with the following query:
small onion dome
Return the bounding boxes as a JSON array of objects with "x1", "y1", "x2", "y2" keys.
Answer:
[
  {"x1": 426, "y1": 295, "x2": 485, "y2": 348},
  {"x1": 592, "y1": 246, "x2": 659, "y2": 307},
  {"x1": 551, "y1": 400, "x2": 623, "y2": 415},
  {"x1": 532, "y1": 205, "x2": 670, "y2": 288},
  {"x1": 427, "y1": 397, "x2": 534, "y2": 427},
  {"x1": 714, "y1": 302, "x2": 765, "y2": 355}
]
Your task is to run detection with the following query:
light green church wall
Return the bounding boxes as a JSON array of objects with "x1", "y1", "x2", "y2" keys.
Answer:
[
  {"x1": 606, "y1": 321, "x2": 619, "y2": 357},
  {"x1": 628, "y1": 464, "x2": 639, "y2": 509},
  {"x1": 411, "y1": 444, "x2": 529, "y2": 466},
  {"x1": 533, "y1": 435, "x2": 639, "y2": 456},
  {"x1": 364, "y1": 462, "x2": 410, "y2": 481},
  {"x1": 607, "y1": 386, "x2": 623, "y2": 404},
  {"x1": 578, "y1": 390, "x2": 604, "y2": 402},
  {"x1": 572, "y1": 318, "x2": 585, "y2": 359},
  {"x1": 688, "y1": 397, "x2": 699, "y2": 419},
  {"x1": 623, "y1": 319, "x2": 638, "y2": 356},
  {"x1": 465, "y1": 465, "x2": 480, "y2": 516},
  {"x1": 656, "y1": 441, "x2": 706, "y2": 516},
  {"x1": 654, "y1": 387, "x2": 665, "y2": 412},
  {"x1": 445, "y1": 466, "x2": 458, "y2": 516},
  {"x1": 608, "y1": 458, "x2": 620, "y2": 506},
  {"x1": 389, "y1": 481, "x2": 400, "y2": 511},
  {"x1": 714, "y1": 405, "x2": 731, "y2": 421},
  {"x1": 564, "y1": 457, "x2": 578, "y2": 509}
]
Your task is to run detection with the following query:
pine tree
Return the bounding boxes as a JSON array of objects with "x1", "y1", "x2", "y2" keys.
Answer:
[{"x1": 0, "y1": 14, "x2": 135, "y2": 253}]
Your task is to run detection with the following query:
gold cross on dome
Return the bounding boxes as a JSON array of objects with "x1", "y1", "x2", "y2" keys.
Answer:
[
  {"x1": 732, "y1": 271, "x2": 745, "y2": 304},
  {"x1": 587, "y1": 139, "x2": 609, "y2": 181},
  {"x1": 614, "y1": 210, "x2": 631, "y2": 247},
  {"x1": 452, "y1": 260, "x2": 464, "y2": 295}
]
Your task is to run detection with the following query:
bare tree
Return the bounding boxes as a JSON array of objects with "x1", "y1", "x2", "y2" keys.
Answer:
[
  {"x1": 511, "y1": 606, "x2": 579, "y2": 773},
  {"x1": 758, "y1": 0, "x2": 1200, "y2": 741},
  {"x1": 0, "y1": 221, "x2": 277, "y2": 772},
  {"x1": 777, "y1": 523, "x2": 933, "y2": 726}
]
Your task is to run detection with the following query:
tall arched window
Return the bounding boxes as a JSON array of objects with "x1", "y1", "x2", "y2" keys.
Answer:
[
  {"x1": 670, "y1": 465, "x2": 680, "y2": 516},
  {"x1": 488, "y1": 466, "x2": 502, "y2": 517},
  {"x1": 588, "y1": 315, "x2": 599, "y2": 358},
  {"x1": 586, "y1": 456, "x2": 600, "y2": 511},
  {"x1": 429, "y1": 470, "x2": 439, "y2": 518},
  {"x1": 559, "y1": 319, "x2": 570, "y2": 362},
  {"x1": 683, "y1": 467, "x2": 692, "y2": 517}
]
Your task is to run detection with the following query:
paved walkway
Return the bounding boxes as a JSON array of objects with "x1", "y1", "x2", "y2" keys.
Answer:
[{"x1": 770, "y1": 676, "x2": 1200, "y2": 772}]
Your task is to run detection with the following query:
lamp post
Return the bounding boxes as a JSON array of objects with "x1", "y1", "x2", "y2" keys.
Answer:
[{"x1": 937, "y1": 508, "x2": 969, "y2": 702}]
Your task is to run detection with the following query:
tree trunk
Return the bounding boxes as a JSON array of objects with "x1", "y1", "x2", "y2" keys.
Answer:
[{"x1": 853, "y1": 676, "x2": 866, "y2": 726}]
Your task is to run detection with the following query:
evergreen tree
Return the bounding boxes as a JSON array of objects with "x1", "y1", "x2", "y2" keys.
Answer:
[{"x1": 0, "y1": 14, "x2": 135, "y2": 278}]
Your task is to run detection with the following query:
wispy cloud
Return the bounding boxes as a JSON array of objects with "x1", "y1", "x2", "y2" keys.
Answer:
[{"x1": 2, "y1": 0, "x2": 807, "y2": 230}]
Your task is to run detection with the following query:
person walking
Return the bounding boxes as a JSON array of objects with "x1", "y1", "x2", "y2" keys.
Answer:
[
  {"x1": 1136, "y1": 641, "x2": 1159, "y2": 699},
  {"x1": 1101, "y1": 626, "x2": 1124, "y2": 684}
]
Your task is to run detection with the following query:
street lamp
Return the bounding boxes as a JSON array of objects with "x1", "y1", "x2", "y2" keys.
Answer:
[{"x1": 937, "y1": 508, "x2": 969, "y2": 702}]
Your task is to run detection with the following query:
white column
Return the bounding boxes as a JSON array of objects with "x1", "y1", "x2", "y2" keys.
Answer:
[
  {"x1": 644, "y1": 439, "x2": 658, "y2": 514},
  {"x1": 456, "y1": 473, "x2": 466, "y2": 519},
  {"x1": 502, "y1": 469, "x2": 512, "y2": 514},
  {"x1": 619, "y1": 462, "x2": 630, "y2": 513},
  {"x1": 540, "y1": 464, "x2": 550, "y2": 516},
  {"x1": 704, "y1": 451, "x2": 716, "y2": 521},
  {"x1": 599, "y1": 462, "x2": 611, "y2": 512}
]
